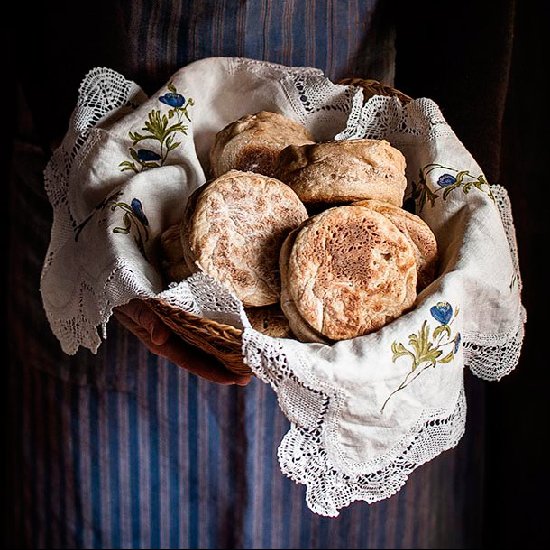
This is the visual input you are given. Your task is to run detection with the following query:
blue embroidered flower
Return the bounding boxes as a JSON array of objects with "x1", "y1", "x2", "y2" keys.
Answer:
[
  {"x1": 430, "y1": 302, "x2": 453, "y2": 325},
  {"x1": 437, "y1": 174, "x2": 457, "y2": 187},
  {"x1": 454, "y1": 332, "x2": 462, "y2": 354},
  {"x1": 137, "y1": 149, "x2": 161, "y2": 162},
  {"x1": 159, "y1": 92, "x2": 186, "y2": 108},
  {"x1": 385, "y1": 301, "x2": 460, "y2": 413},
  {"x1": 120, "y1": 83, "x2": 192, "y2": 173},
  {"x1": 131, "y1": 198, "x2": 149, "y2": 226}
]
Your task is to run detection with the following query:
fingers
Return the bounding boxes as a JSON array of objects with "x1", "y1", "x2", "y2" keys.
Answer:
[
  {"x1": 117, "y1": 299, "x2": 171, "y2": 346},
  {"x1": 114, "y1": 306, "x2": 252, "y2": 386}
]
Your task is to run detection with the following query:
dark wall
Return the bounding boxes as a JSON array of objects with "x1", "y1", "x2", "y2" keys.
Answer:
[{"x1": 396, "y1": 1, "x2": 549, "y2": 547}]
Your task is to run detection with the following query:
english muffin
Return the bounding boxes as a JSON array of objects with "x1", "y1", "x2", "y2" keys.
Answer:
[
  {"x1": 354, "y1": 199, "x2": 438, "y2": 290},
  {"x1": 279, "y1": 226, "x2": 331, "y2": 344},
  {"x1": 286, "y1": 205, "x2": 417, "y2": 341},
  {"x1": 245, "y1": 305, "x2": 293, "y2": 339},
  {"x1": 209, "y1": 111, "x2": 314, "y2": 178},
  {"x1": 276, "y1": 139, "x2": 407, "y2": 206},
  {"x1": 181, "y1": 170, "x2": 308, "y2": 307},
  {"x1": 160, "y1": 224, "x2": 192, "y2": 282}
]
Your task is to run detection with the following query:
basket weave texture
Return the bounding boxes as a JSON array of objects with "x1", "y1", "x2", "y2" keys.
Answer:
[{"x1": 146, "y1": 79, "x2": 412, "y2": 376}]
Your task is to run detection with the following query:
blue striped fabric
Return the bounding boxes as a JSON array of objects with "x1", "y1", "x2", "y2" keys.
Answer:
[
  {"x1": 8, "y1": 1, "x2": 484, "y2": 548},
  {"x1": 10, "y1": 349, "x2": 483, "y2": 548},
  {"x1": 126, "y1": 0, "x2": 395, "y2": 91}
]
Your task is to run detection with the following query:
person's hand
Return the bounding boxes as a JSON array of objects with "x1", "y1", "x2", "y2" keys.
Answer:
[{"x1": 114, "y1": 300, "x2": 251, "y2": 386}]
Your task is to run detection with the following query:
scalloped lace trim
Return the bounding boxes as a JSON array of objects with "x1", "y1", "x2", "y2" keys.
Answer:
[
  {"x1": 463, "y1": 185, "x2": 525, "y2": 381},
  {"x1": 41, "y1": 68, "x2": 149, "y2": 354},
  {"x1": 242, "y1": 328, "x2": 465, "y2": 517}
]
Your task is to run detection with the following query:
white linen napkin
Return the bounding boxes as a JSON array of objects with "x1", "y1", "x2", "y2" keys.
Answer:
[{"x1": 41, "y1": 57, "x2": 525, "y2": 516}]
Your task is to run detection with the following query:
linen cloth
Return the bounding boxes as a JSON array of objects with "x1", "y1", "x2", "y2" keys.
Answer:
[{"x1": 41, "y1": 57, "x2": 525, "y2": 516}]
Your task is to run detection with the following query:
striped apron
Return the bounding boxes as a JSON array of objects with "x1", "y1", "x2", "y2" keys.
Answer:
[{"x1": 8, "y1": 1, "x2": 485, "y2": 547}]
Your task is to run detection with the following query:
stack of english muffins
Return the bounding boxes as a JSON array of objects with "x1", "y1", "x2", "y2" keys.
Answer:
[{"x1": 161, "y1": 111, "x2": 438, "y2": 342}]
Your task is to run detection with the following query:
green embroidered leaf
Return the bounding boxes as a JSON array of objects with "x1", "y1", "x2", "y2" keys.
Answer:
[
  {"x1": 391, "y1": 342, "x2": 410, "y2": 362},
  {"x1": 442, "y1": 182, "x2": 460, "y2": 199},
  {"x1": 141, "y1": 161, "x2": 161, "y2": 169},
  {"x1": 407, "y1": 321, "x2": 431, "y2": 360},
  {"x1": 120, "y1": 93, "x2": 193, "y2": 172},
  {"x1": 412, "y1": 181, "x2": 426, "y2": 213},
  {"x1": 433, "y1": 324, "x2": 451, "y2": 339},
  {"x1": 438, "y1": 352, "x2": 455, "y2": 364},
  {"x1": 113, "y1": 212, "x2": 132, "y2": 234},
  {"x1": 419, "y1": 349, "x2": 442, "y2": 366},
  {"x1": 383, "y1": 301, "x2": 460, "y2": 412},
  {"x1": 420, "y1": 320, "x2": 430, "y2": 352},
  {"x1": 110, "y1": 203, "x2": 133, "y2": 214},
  {"x1": 412, "y1": 172, "x2": 426, "y2": 206},
  {"x1": 462, "y1": 182, "x2": 473, "y2": 194},
  {"x1": 408, "y1": 332, "x2": 419, "y2": 354},
  {"x1": 181, "y1": 107, "x2": 192, "y2": 122},
  {"x1": 119, "y1": 161, "x2": 137, "y2": 173},
  {"x1": 454, "y1": 170, "x2": 469, "y2": 184},
  {"x1": 167, "y1": 122, "x2": 188, "y2": 134},
  {"x1": 143, "y1": 110, "x2": 170, "y2": 142},
  {"x1": 128, "y1": 132, "x2": 155, "y2": 145},
  {"x1": 426, "y1": 186, "x2": 438, "y2": 207}
]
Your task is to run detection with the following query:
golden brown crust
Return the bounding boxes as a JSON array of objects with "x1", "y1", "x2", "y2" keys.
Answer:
[
  {"x1": 353, "y1": 199, "x2": 438, "y2": 290},
  {"x1": 163, "y1": 261, "x2": 193, "y2": 283},
  {"x1": 279, "y1": 227, "x2": 331, "y2": 344},
  {"x1": 245, "y1": 305, "x2": 293, "y2": 338},
  {"x1": 287, "y1": 206, "x2": 417, "y2": 340},
  {"x1": 209, "y1": 111, "x2": 314, "y2": 177},
  {"x1": 182, "y1": 170, "x2": 308, "y2": 307},
  {"x1": 276, "y1": 139, "x2": 407, "y2": 206},
  {"x1": 160, "y1": 224, "x2": 193, "y2": 282},
  {"x1": 180, "y1": 185, "x2": 204, "y2": 275},
  {"x1": 160, "y1": 224, "x2": 185, "y2": 264}
]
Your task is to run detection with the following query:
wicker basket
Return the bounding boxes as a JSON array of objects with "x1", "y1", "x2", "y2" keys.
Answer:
[{"x1": 146, "y1": 79, "x2": 412, "y2": 376}]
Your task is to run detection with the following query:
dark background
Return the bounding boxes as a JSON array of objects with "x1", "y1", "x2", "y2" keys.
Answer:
[
  {"x1": 5, "y1": 0, "x2": 548, "y2": 547},
  {"x1": 396, "y1": 1, "x2": 549, "y2": 547}
]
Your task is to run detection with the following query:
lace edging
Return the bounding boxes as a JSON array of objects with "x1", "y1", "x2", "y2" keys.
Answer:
[
  {"x1": 41, "y1": 67, "x2": 146, "y2": 354},
  {"x1": 242, "y1": 328, "x2": 466, "y2": 516}
]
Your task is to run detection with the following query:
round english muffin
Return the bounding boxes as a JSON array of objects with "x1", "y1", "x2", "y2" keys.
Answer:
[
  {"x1": 245, "y1": 305, "x2": 293, "y2": 339},
  {"x1": 181, "y1": 170, "x2": 308, "y2": 307},
  {"x1": 279, "y1": 226, "x2": 331, "y2": 344},
  {"x1": 276, "y1": 139, "x2": 407, "y2": 206},
  {"x1": 354, "y1": 199, "x2": 438, "y2": 290},
  {"x1": 286, "y1": 205, "x2": 417, "y2": 341},
  {"x1": 209, "y1": 111, "x2": 314, "y2": 178},
  {"x1": 160, "y1": 224, "x2": 192, "y2": 282}
]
